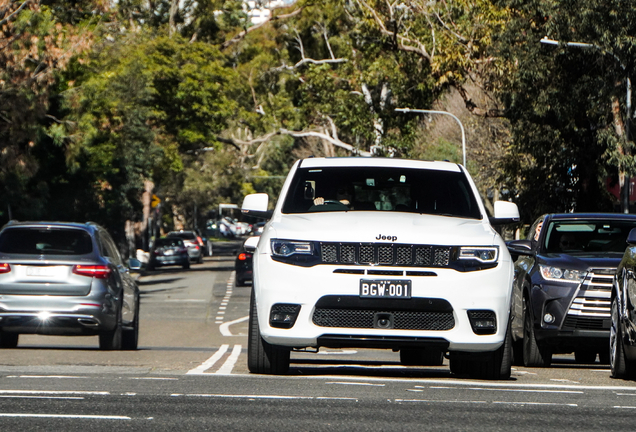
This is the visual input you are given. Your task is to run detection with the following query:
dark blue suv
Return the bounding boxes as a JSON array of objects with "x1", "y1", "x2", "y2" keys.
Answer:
[{"x1": 507, "y1": 213, "x2": 636, "y2": 367}]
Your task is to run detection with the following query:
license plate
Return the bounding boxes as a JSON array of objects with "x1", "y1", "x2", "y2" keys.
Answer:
[
  {"x1": 26, "y1": 266, "x2": 63, "y2": 277},
  {"x1": 359, "y1": 279, "x2": 411, "y2": 299}
]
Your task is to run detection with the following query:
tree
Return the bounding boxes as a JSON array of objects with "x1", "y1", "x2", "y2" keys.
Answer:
[
  {"x1": 491, "y1": 0, "x2": 636, "y2": 220},
  {"x1": 0, "y1": 0, "x2": 100, "y2": 220}
]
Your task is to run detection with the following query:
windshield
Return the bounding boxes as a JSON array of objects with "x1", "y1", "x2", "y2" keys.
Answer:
[
  {"x1": 281, "y1": 166, "x2": 482, "y2": 219},
  {"x1": 544, "y1": 220, "x2": 636, "y2": 253}
]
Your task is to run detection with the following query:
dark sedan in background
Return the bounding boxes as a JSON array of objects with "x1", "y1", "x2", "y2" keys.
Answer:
[
  {"x1": 507, "y1": 213, "x2": 636, "y2": 367},
  {"x1": 148, "y1": 237, "x2": 190, "y2": 270},
  {"x1": 0, "y1": 221, "x2": 141, "y2": 350},
  {"x1": 234, "y1": 236, "x2": 260, "y2": 287}
]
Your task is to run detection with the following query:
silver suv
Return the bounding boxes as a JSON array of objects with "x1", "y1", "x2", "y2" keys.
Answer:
[{"x1": 0, "y1": 221, "x2": 141, "y2": 350}]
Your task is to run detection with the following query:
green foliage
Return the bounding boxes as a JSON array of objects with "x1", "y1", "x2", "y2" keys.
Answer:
[
  {"x1": 491, "y1": 0, "x2": 635, "y2": 220},
  {"x1": 5, "y1": 0, "x2": 636, "y2": 245}
]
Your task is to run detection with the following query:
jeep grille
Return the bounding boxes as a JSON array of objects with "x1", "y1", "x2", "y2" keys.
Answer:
[{"x1": 319, "y1": 242, "x2": 452, "y2": 267}]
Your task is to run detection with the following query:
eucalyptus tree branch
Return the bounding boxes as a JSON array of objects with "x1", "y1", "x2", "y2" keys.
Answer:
[
  {"x1": 221, "y1": 7, "x2": 304, "y2": 50},
  {"x1": 272, "y1": 57, "x2": 348, "y2": 73},
  {"x1": 202, "y1": 128, "x2": 371, "y2": 156},
  {"x1": 0, "y1": 0, "x2": 33, "y2": 27},
  {"x1": 433, "y1": 11, "x2": 468, "y2": 44},
  {"x1": 354, "y1": 0, "x2": 432, "y2": 61}
]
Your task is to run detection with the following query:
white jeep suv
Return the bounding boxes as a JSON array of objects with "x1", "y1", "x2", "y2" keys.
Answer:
[{"x1": 242, "y1": 157, "x2": 519, "y2": 379}]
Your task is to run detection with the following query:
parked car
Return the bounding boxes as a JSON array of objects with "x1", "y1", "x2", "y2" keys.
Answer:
[
  {"x1": 611, "y1": 227, "x2": 636, "y2": 379},
  {"x1": 0, "y1": 221, "x2": 141, "y2": 350},
  {"x1": 148, "y1": 237, "x2": 190, "y2": 270},
  {"x1": 235, "y1": 236, "x2": 260, "y2": 286},
  {"x1": 507, "y1": 213, "x2": 636, "y2": 367},
  {"x1": 253, "y1": 222, "x2": 266, "y2": 236},
  {"x1": 242, "y1": 157, "x2": 520, "y2": 379},
  {"x1": 166, "y1": 230, "x2": 203, "y2": 263}
]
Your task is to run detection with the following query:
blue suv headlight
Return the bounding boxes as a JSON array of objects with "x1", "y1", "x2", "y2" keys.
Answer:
[{"x1": 539, "y1": 264, "x2": 585, "y2": 283}]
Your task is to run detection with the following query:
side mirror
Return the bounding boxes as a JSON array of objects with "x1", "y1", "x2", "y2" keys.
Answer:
[
  {"x1": 489, "y1": 201, "x2": 520, "y2": 225},
  {"x1": 241, "y1": 193, "x2": 272, "y2": 219},
  {"x1": 627, "y1": 228, "x2": 636, "y2": 245},
  {"x1": 506, "y1": 240, "x2": 533, "y2": 259},
  {"x1": 128, "y1": 258, "x2": 142, "y2": 271},
  {"x1": 243, "y1": 235, "x2": 261, "y2": 252}
]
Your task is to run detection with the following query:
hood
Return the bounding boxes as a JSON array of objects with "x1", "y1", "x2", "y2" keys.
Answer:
[
  {"x1": 538, "y1": 252, "x2": 624, "y2": 270},
  {"x1": 268, "y1": 212, "x2": 497, "y2": 246}
]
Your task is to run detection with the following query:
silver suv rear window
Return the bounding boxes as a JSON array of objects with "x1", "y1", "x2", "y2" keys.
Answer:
[{"x1": 0, "y1": 228, "x2": 93, "y2": 255}]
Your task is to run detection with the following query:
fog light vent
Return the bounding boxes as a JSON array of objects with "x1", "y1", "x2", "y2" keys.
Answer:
[
  {"x1": 270, "y1": 304, "x2": 301, "y2": 329},
  {"x1": 467, "y1": 310, "x2": 497, "y2": 335}
]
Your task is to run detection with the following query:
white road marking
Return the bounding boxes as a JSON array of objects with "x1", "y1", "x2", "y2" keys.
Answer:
[
  {"x1": 326, "y1": 382, "x2": 385, "y2": 387},
  {"x1": 395, "y1": 399, "x2": 487, "y2": 404},
  {"x1": 186, "y1": 344, "x2": 229, "y2": 374},
  {"x1": 468, "y1": 387, "x2": 584, "y2": 394},
  {"x1": 219, "y1": 316, "x2": 249, "y2": 336},
  {"x1": 0, "y1": 396, "x2": 84, "y2": 400},
  {"x1": 129, "y1": 377, "x2": 178, "y2": 381},
  {"x1": 317, "y1": 349, "x2": 358, "y2": 355},
  {"x1": 0, "y1": 390, "x2": 109, "y2": 396},
  {"x1": 9, "y1": 375, "x2": 87, "y2": 379},
  {"x1": 215, "y1": 344, "x2": 242, "y2": 375},
  {"x1": 551, "y1": 379, "x2": 580, "y2": 384},
  {"x1": 493, "y1": 401, "x2": 578, "y2": 407},
  {"x1": 171, "y1": 394, "x2": 313, "y2": 400},
  {"x1": 214, "y1": 272, "x2": 236, "y2": 324},
  {"x1": 0, "y1": 413, "x2": 131, "y2": 420}
]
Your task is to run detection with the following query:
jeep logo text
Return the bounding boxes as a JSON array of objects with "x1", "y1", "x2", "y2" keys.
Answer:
[{"x1": 376, "y1": 234, "x2": 397, "y2": 241}]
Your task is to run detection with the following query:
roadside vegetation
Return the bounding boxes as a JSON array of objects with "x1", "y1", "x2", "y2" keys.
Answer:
[{"x1": 1, "y1": 0, "x2": 634, "y2": 250}]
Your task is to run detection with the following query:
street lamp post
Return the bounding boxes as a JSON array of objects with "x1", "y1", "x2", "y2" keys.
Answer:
[
  {"x1": 540, "y1": 36, "x2": 632, "y2": 213},
  {"x1": 395, "y1": 108, "x2": 467, "y2": 167}
]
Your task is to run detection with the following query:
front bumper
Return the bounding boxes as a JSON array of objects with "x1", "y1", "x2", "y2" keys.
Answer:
[{"x1": 254, "y1": 256, "x2": 513, "y2": 353}]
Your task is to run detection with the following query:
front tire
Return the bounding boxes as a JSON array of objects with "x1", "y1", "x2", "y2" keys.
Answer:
[
  {"x1": 470, "y1": 322, "x2": 512, "y2": 380},
  {"x1": 611, "y1": 296, "x2": 635, "y2": 379},
  {"x1": 523, "y1": 297, "x2": 552, "y2": 367},
  {"x1": 247, "y1": 290, "x2": 290, "y2": 374}
]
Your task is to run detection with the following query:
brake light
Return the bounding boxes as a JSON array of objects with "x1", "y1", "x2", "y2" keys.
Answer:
[
  {"x1": 73, "y1": 265, "x2": 111, "y2": 279},
  {"x1": 0, "y1": 263, "x2": 10, "y2": 274},
  {"x1": 237, "y1": 253, "x2": 251, "y2": 261}
]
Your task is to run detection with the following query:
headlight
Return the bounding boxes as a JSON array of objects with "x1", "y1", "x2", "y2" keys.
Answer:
[
  {"x1": 458, "y1": 247, "x2": 499, "y2": 263},
  {"x1": 271, "y1": 240, "x2": 314, "y2": 257},
  {"x1": 539, "y1": 264, "x2": 585, "y2": 283}
]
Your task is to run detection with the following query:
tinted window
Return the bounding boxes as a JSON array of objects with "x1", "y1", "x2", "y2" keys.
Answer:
[
  {"x1": 168, "y1": 232, "x2": 196, "y2": 240},
  {"x1": 0, "y1": 228, "x2": 93, "y2": 255},
  {"x1": 157, "y1": 238, "x2": 184, "y2": 247},
  {"x1": 281, "y1": 166, "x2": 482, "y2": 219},
  {"x1": 544, "y1": 220, "x2": 636, "y2": 253}
]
